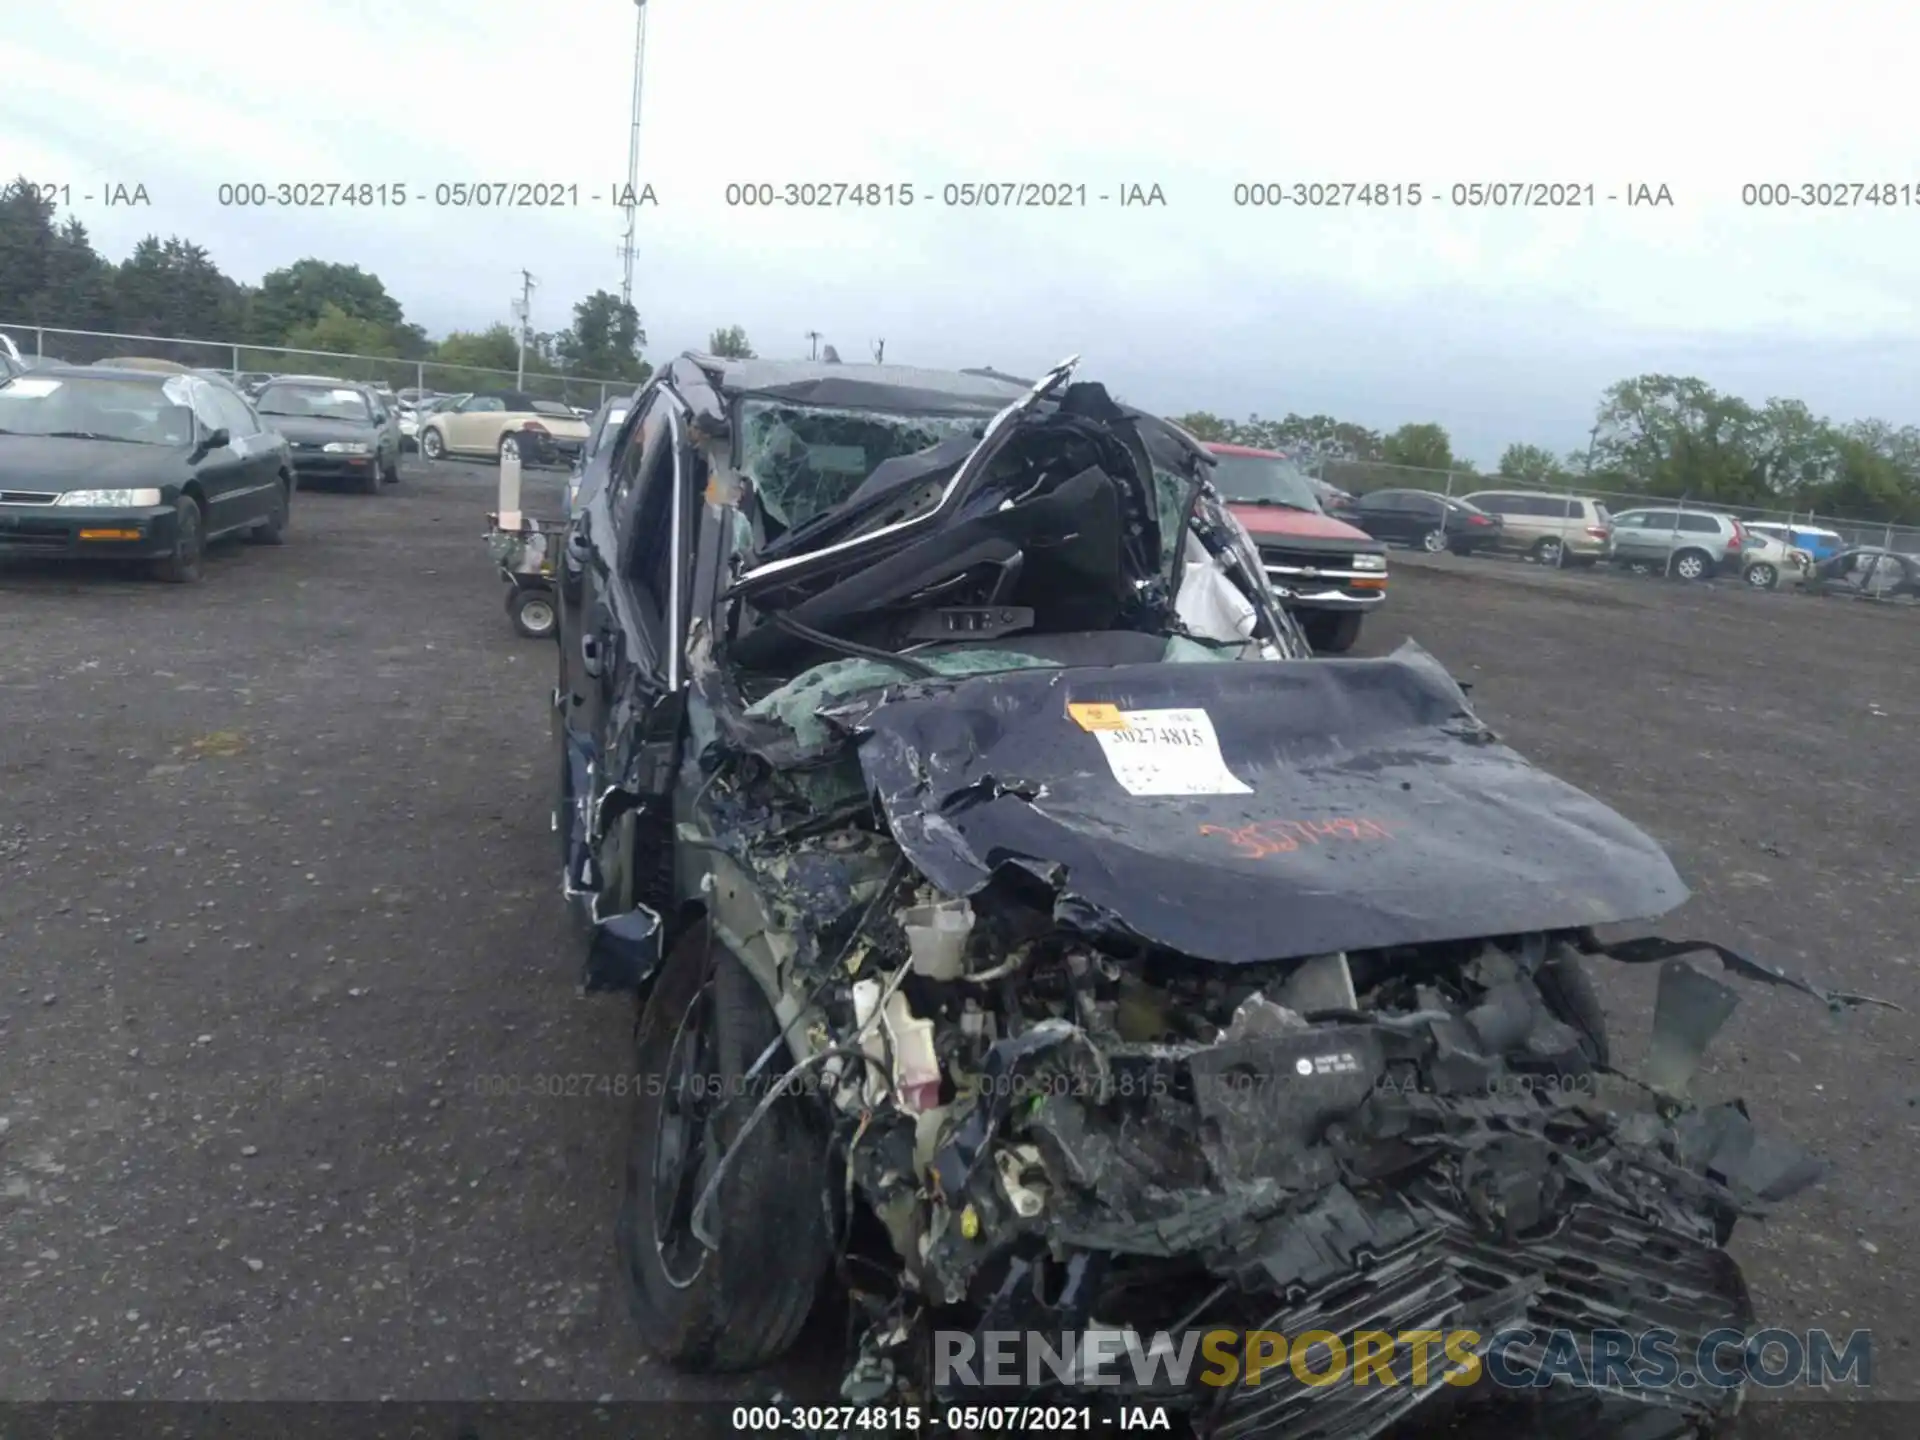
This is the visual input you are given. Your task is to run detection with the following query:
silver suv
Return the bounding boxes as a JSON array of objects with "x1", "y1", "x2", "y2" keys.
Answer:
[{"x1": 1606, "y1": 508, "x2": 1747, "y2": 580}]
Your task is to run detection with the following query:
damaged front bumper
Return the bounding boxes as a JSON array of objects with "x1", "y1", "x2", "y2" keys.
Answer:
[{"x1": 828, "y1": 939, "x2": 1885, "y2": 1439}]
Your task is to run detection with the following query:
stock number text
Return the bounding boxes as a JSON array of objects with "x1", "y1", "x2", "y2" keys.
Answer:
[
  {"x1": 1234, "y1": 182, "x2": 1422, "y2": 207},
  {"x1": 1741, "y1": 182, "x2": 1920, "y2": 207},
  {"x1": 725, "y1": 182, "x2": 917, "y2": 207}
]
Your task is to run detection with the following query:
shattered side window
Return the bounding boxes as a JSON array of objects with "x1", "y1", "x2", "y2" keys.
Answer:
[
  {"x1": 737, "y1": 400, "x2": 982, "y2": 537},
  {"x1": 1152, "y1": 464, "x2": 1193, "y2": 581}
]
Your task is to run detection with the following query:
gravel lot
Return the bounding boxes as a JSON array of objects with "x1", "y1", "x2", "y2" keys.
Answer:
[{"x1": 1, "y1": 463, "x2": 1913, "y2": 1426}]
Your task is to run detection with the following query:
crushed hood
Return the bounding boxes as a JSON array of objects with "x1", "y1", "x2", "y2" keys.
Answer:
[{"x1": 856, "y1": 642, "x2": 1687, "y2": 964}]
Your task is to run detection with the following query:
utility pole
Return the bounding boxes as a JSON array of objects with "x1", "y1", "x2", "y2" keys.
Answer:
[
  {"x1": 805, "y1": 330, "x2": 822, "y2": 361},
  {"x1": 1584, "y1": 423, "x2": 1601, "y2": 476},
  {"x1": 871, "y1": 338, "x2": 885, "y2": 363},
  {"x1": 514, "y1": 270, "x2": 537, "y2": 388},
  {"x1": 619, "y1": 0, "x2": 650, "y2": 310}
]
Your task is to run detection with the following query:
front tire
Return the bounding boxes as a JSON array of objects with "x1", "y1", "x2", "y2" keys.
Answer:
[
  {"x1": 1301, "y1": 610, "x2": 1363, "y2": 655},
  {"x1": 617, "y1": 924, "x2": 832, "y2": 1373},
  {"x1": 420, "y1": 427, "x2": 445, "y2": 461},
  {"x1": 1745, "y1": 561, "x2": 1778, "y2": 590},
  {"x1": 151, "y1": 495, "x2": 205, "y2": 583}
]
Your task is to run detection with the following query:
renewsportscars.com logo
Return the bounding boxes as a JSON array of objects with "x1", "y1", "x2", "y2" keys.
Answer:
[{"x1": 934, "y1": 1325, "x2": 1873, "y2": 1392}]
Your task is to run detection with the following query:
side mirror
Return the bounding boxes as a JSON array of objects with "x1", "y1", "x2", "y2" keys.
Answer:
[{"x1": 196, "y1": 427, "x2": 230, "y2": 456}]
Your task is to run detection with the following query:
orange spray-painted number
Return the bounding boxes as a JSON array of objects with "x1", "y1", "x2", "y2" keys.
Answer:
[{"x1": 1199, "y1": 818, "x2": 1398, "y2": 858}]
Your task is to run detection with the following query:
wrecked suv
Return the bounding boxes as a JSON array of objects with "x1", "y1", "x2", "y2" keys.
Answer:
[{"x1": 552, "y1": 353, "x2": 1884, "y2": 1438}]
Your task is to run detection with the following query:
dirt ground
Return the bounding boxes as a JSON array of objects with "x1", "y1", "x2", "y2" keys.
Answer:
[{"x1": 0, "y1": 463, "x2": 1913, "y2": 1427}]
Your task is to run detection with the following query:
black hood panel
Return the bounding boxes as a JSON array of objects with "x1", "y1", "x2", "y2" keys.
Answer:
[{"x1": 856, "y1": 644, "x2": 1688, "y2": 964}]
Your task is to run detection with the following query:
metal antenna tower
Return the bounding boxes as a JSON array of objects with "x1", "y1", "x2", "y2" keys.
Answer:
[{"x1": 619, "y1": 0, "x2": 650, "y2": 309}]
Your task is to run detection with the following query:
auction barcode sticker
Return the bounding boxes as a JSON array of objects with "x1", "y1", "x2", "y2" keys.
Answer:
[{"x1": 1074, "y1": 705, "x2": 1253, "y2": 797}]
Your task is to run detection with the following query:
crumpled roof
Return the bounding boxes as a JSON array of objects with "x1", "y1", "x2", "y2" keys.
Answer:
[{"x1": 689, "y1": 354, "x2": 1032, "y2": 415}]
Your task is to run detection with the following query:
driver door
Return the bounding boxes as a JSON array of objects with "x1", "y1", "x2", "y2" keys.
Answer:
[
  {"x1": 208, "y1": 385, "x2": 282, "y2": 525},
  {"x1": 182, "y1": 382, "x2": 252, "y2": 536},
  {"x1": 557, "y1": 386, "x2": 690, "y2": 987}
]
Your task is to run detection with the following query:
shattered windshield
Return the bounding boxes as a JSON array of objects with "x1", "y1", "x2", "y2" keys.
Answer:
[{"x1": 737, "y1": 399, "x2": 986, "y2": 536}]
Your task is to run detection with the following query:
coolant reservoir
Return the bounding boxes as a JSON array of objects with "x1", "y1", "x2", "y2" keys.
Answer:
[
  {"x1": 855, "y1": 980, "x2": 942, "y2": 1112},
  {"x1": 902, "y1": 899, "x2": 974, "y2": 980},
  {"x1": 884, "y1": 992, "x2": 942, "y2": 1113}
]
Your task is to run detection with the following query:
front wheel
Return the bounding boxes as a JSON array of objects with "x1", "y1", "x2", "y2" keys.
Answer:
[
  {"x1": 420, "y1": 427, "x2": 445, "y2": 461},
  {"x1": 1301, "y1": 610, "x2": 1363, "y2": 655},
  {"x1": 1745, "y1": 561, "x2": 1778, "y2": 590},
  {"x1": 1420, "y1": 528, "x2": 1448, "y2": 553},
  {"x1": 151, "y1": 495, "x2": 205, "y2": 583},
  {"x1": 617, "y1": 924, "x2": 833, "y2": 1372}
]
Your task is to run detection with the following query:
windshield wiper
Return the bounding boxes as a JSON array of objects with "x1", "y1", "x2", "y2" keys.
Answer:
[
  {"x1": 42, "y1": 430, "x2": 141, "y2": 443},
  {"x1": 1233, "y1": 497, "x2": 1313, "y2": 510}
]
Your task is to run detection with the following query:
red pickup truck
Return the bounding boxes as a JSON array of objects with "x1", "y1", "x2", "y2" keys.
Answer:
[{"x1": 1204, "y1": 442, "x2": 1388, "y2": 654}]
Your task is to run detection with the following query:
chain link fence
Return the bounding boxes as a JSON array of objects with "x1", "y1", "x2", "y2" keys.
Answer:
[
  {"x1": 1312, "y1": 456, "x2": 1920, "y2": 556},
  {"x1": 1, "y1": 323, "x2": 632, "y2": 409}
]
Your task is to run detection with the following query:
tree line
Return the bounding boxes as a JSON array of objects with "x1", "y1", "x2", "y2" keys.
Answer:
[
  {"x1": 8, "y1": 170, "x2": 1911, "y2": 523},
  {"x1": 1175, "y1": 383, "x2": 1920, "y2": 526},
  {"x1": 0, "y1": 175, "x2": 651, "y2": 390}
]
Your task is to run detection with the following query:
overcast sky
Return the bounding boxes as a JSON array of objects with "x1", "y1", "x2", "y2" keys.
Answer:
[{"x1": 5, "y1": 0, "x2": 1916, "y2": 465}]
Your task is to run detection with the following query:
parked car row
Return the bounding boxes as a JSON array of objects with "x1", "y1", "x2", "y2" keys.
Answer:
[
  {"x1": 1307, "y1": 476, "x2": 1913, "y2": 605},
  {"x1": 0, "y1": 359, "x2": 418, "y2": 583}
]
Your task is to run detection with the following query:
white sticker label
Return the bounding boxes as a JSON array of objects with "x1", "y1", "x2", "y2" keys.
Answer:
[
  {"x1": 4, "y1": 377, "x2": 61, "y2": 397},
  {"x1": 1087, "y1": 707, "x2": 1253, "y2": 797},
  {"x1": 1296, "y1": 1053, "x2": 1361, "y2": 1076}
]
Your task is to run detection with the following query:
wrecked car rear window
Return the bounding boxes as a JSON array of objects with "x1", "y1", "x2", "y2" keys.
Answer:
[{"x1": 738, "y1": 399, "x2": 984, "y2": 534}]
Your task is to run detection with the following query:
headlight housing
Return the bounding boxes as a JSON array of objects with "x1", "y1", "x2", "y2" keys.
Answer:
[
  {"x1": 1352, "y1": 552, "x2": 1387, "y2": 571},
  {"x1": 55, "y1": 488, "x2": 162, "y2": 507},
  {"x1": 323, "y1": 441, "x2": 371, "y2": 454}
]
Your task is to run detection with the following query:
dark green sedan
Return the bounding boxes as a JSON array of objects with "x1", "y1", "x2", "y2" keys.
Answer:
[{"x1": 0, "y1": 366, "x2": 296, "y2": 583}]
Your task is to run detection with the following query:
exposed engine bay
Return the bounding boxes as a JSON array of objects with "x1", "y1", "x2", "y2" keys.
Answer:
[{"x1": 556, "y1": 358, "x2": 1894, "y2": 1439}]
